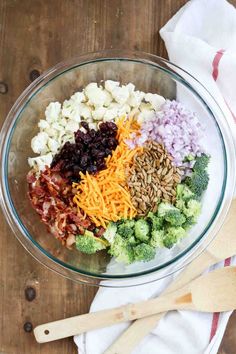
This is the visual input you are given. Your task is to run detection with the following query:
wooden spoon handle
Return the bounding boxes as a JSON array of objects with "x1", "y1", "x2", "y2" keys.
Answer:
[
  {"x1": 34, "y1": 287, "x2": 190, "y2": 343},
  {"x1": 104, "y1": 250, "x2": 218, "y2": 354}
]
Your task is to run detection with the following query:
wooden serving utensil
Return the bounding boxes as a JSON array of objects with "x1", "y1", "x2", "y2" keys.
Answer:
[
  {"x1": 104, "y1": 200, "x2": 236, "y2": 354},
  {"x1": 34, "y1": 266, "x2": 236, "y2": 344}
]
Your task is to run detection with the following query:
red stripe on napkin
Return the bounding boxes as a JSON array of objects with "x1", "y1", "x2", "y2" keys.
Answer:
[
  {"x1": 212, "y1": 49, "x2": 236, "y2": 122},
  {"x1": 209, "y1": 257, "x2": 232, "y2": 342},
  {"x1": 210, "y1": 313, "x2": 220, "y2": 342},
  {"x1": 212, "y1": 49, "x2": 225, "y2": 81}
]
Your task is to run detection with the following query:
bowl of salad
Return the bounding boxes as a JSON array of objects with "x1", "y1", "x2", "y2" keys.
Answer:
[{"x1": 0, "y1": 50, "x2": 235, "y2": 287}]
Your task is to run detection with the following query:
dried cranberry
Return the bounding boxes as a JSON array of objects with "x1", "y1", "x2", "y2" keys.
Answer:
[
  {"x1": 105, "y1": 148, "x2": 112, "y2": 156},
  {"x1": 51, "y1": 121, "x2": 119, "y2": 181},
  {"x1": 92, "y1": 149, "x2": 105, "y2": 159},
  {"x1": 90, "y1": 129, "x2": 96, "y2": 138},
  {"x1": 101, "y1": 138, "x2": 108, "y2": 146},
  {"x1": 81, "y1": 121, "x2": 89, "y2": 131},
  {"x1": 80, "y1": 155, "x2": 89, "y2": 166},
  {"x1": 73, "y1": 165, "x2": 81, "y2": 174},
  {"x1": 98, "y1": 162, "x2": 106, "y2": 170},
  {"x1": 107, "y1": 122, "x2": 117, "y2": 131},
  {"x1": 87, "y1": 165, "x2": 97, "y2": 173},
  {"x1": 107, "y1": 138, "x2": 118, "y2": 149},
  {"x1": 64, "y1": 141, "x2": 71, "y2": 148},
  {"x1": 83, "y1": 134, "x2": 92, "y2": 144},
  {"x1": 99, "y1": 122, "x2": 108, "y2": 132},
  {"x1": 75, "y1": 130, "x2": 86, "y2": 143}
]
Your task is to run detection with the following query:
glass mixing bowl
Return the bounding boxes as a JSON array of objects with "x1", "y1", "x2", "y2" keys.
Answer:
[{"x1": 0, "y1": 50, "x2": 235, "y2": 287}]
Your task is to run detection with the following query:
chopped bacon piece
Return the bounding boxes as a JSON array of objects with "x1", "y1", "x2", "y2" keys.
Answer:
[
  {"x1": 27, "y1": 167, "x2": 98, "y2": 246},
  {"x1": 27, "y1": 171, "x2": 37, "y2": 184}
]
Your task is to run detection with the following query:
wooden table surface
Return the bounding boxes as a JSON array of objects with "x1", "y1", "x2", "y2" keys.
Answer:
[{"x1": 0, "y1": 1, "x2": 236, "y2": 353}]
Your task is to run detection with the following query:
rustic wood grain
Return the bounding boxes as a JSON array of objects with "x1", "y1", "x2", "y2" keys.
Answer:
[{"x1": 0, "y1": 0, "x2": 236, "y2": 353}]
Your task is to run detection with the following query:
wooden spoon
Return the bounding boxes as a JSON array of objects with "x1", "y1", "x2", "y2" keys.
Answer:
[
  {"x1": 34, "y1": 266, "x2": 236, "y2": 344},
  {"x1": 104, "y1": 200, "x2": 236, "y2": 354}
]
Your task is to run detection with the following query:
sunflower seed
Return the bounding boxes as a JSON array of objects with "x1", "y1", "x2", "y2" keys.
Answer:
[{"x1": 127, "y1": 141, "x2": 180, "y2": 216}]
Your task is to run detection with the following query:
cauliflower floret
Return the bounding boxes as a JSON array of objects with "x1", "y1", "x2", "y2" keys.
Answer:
[
  {"x1": 69, "y1": 109, "x2": 81, "y2": 122},
  {"x1": 120, "y1": 103, "x2": 131, "y2": 114},
  {"x1": 44, "y1": 127, "x2": 58, "y2": 138},
  {"x1": 108, "y1": 102, "x2": 131, "y2": 116},
  {"x1": 59, "y1": 117, "x2": 68, "y2": 127},
  {"x1": 62, "y1": 100, "x2": 73, "y2": 117},
  {"x1": 65, "y1": 120, "x2": 79, "y2": 133},
  {"x1": 62, "y1": 99, "x2": 81, "y2": 121},
  {"x1": 63, "y1": 100, "x2": 90, "y2": 120},
  {"x1": 130, "y1": 107, "x2": 140, "y2": 116},
  {"x1": 128, "y1": 91, "x2": 145, "y2": 108},
  {"x1": 108, "y1": 102, "x2": 120, "y2": 109},
  {"x1": 139, "y1": 102, "x2": 153, "y2": 111},
  {"x1": 111, "y1": 85, "x2": 130, "y2": 105},
  {"x1": 137, "y1": 110, "x2": 156, "y2": 124},
  {"x1": 84, "y1": 83, "x2": 108, "y2": 107},
  {"x1": 92, "y1": 107, "x2": 107, "y2": 120},
  {"x1": 51, "y1": 122, "x2": 64, "y2": 132},
  {"x1": 31, "y1": 132, "x2": 49, "y2": 154},
  {"x1": 103, "y1": 108, "x2": 119, "y2": 121},
  {"x1": 45, "y1": 102, "x2": 61, "y2": 123},
  {"x1": 38, "y1": 120, "x2": 50, "y2": 130},
  {"x1": 47, "y1": 138, "x2": 60, "y2": 153},
  {"x1": 70, "y1": 91, "x2": 86, "y2": 103},
  {"x1": 145, "y1": 93, "x2": 165, "y2": 111},
  {"x1": 104, "y1": 80, "x2": 120, "y2": 93},
  {"x1": 28, "y1": 153, "x2": 53, "y2": 172},
  {"x1": 102, "y1": 89, "x2": 113, "y2": 107},
  {"x1": 59, "y1": 133, "x2": 74, "y2": 146},
  {"x1": 126, "y1": 83, "x2": 135, "y2": 93},
  {"x1": 79, "y1": 103, "x2": 92, "y2": 119}
]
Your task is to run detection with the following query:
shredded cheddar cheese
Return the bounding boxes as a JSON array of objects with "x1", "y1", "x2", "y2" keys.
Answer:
[{"x1": 73, "y1": 116, "x2": 141, "y2": 227}]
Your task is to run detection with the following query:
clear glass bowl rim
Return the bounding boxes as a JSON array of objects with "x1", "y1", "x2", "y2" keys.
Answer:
[{"x1": 0, "y1": 49, "x2": 235, "y2": 285}]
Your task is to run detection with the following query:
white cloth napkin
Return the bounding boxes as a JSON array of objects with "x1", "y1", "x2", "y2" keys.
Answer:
[{"x1": 75, "y1": 0, "x2": 236, "y2": 353}]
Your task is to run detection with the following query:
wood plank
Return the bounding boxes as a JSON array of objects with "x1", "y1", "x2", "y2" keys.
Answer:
[{"x1": 0, "y1": 0, "x2": 236, "y2": 353}]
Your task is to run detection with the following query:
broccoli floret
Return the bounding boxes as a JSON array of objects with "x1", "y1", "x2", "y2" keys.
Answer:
[
  {"x1": 185, "y1": 169, "x2": 209, "y2": 198},
  {"x1": 127, "y1": 235, "x2": 138, "y2": 246},
  {"x1": 183, "y1": 199, "x2": 201, "y2": 220},
  {"x1": 175, "y1": 199, "x2": 186, "y2": 211},
  {"x1": 109, "y1": 234, "x2": 134, "y2": 264},
  {"x1": 150, "y1": 229, "x2": 165, "y2": 248},
  {"x1": 165, "y1": 210, "x2": 186, "y2": 226},
  {"x1": 117, "y1": 220, "x2": 135, "y2": 238},
  {"x1": 103, "y1": 222, "x2": 117, "y2": 244},
  {"x1": 163, "y1": 227, "x2": 186, "y2": 249},
  {"x1": 158, "y1": 202, "x2": 178, "y2": 217},
  {"x1": 134, "y1": 243, "x2": 156, "y2": 262},
  {"x1": 146, "y1": 212, "x2": 164, "y2": 230},
  {"x1": 185, "y1": 154, "x2": 210, "y2": 198},
  {"x1": 158, "y1": 202, "x2": 186, "y2": 226},
  {"x1": 193, "y1": 154, "x2": 210, "y2": 173},
  {"x1": 176, "y1": 198, "x2": 201, "y2": 228},
  {"x1": 134, "y1": 219, "x2": 150, "y2": 242},
  {"x1": 176, "y1": 184, "x2": 194, "y2": 202},
  {"x1": 182, "y1": 216, "x2": 196, "y2": 230},
  {"x1": 76, "y1": 230, "x2": 108, "y2": 254}
]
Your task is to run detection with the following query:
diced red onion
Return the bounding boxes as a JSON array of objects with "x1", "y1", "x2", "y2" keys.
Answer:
[{"x1": 127, "y1": 100, "x2": 204, "y2": 172}]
